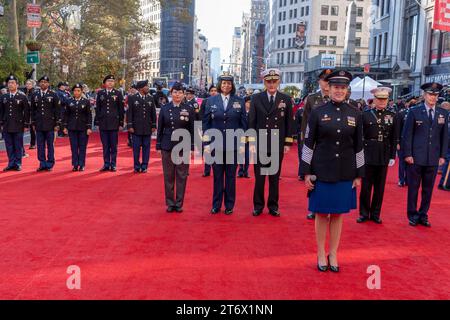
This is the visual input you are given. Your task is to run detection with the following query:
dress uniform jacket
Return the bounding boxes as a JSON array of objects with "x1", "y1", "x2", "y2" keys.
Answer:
[
  {"x1": 203, "y1": 94, "x2": 247, "y2": 152},
  {"x1": 402, "y1": 104, "x2": 449, "y2": 167},
  {"x1": 248, "y1": 91, "x2": 294, "y2": 154},
  {"x1": 63, "y1": 97, "x2": 93, "y2": 131},
  {"x1": 187, "y1": 98, "x2": 201, "y2": 121},
  {"x1": 95, "y1": 89, "x2": 125, "y2": 130},
  {"x1": 31, "y1": 90, "x2": 61, "y2": 131},
  {"x1": 300, "y1": 91, "x2": 329, "y2": 142},
  {"x1": 294, "y1": 107, "x2": 304, "y2": 144},
  {"x1": 362, "y1": 108, "x2": 397, "y2": 166},
  {"x1": 0, "y1": 92, "x2": 31, "y2": 133},
  {"x1": 301, "y1": 100, "x2": 365, "y2": 182},
  {"x1": 127, "y1": 94, "x2": 157, "y2": 136},
  {"x1": 156, "y1": 102, "x2": 195, "y2": 151},
  {"x1": 396, "y1": 108, "x2": 409, "y2": 146}
]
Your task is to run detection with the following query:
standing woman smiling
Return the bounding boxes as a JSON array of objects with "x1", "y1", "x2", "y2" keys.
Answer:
[
  {"x1": 203, "y1": 72, "x2": 247, "y2": 215},
  {"x1": 301, "y1": 71, "x2": 364, "y2": 273}
]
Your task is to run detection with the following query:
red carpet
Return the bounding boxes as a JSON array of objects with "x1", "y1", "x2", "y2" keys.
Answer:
[{"x1": 0, "y1": 133, "x2": 449, "y2": 300}]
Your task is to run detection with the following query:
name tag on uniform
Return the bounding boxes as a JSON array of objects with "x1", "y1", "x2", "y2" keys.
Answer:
[
  {"x1": 321, "y1": 114, "x2": 331, "y2": 122},
  {"x1": 233, "y1": 102, "x2": 241, "y2": 109},
  {"x1": 438, "y1": 115, "x2": 445, "y2": 124},
  {"x1": 48, "y1": 97, "x2": 53, "y2": 102},
  {"x1": 347, "y1": 116, "x2": 356, "y2": 127},
  {"x1": 416, "y1": 120, "x2": 423, "y2": 125},
  {"x1": 16, "y1": 100, "x2": 21, "y2": 105}
]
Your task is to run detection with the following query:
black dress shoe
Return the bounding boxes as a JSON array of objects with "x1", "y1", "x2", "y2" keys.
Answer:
[
  {"x1": 99, "y1": 166, "x2": 110, "y2": 172},
  {"x1": 37, "y1": 167, "x2": 46, "y2": 172},
  {"x1": 269, "y1": 209, "x2": 281, "y2": 217},
  {"x1": 175, "y1": 207, "x2": 183, "y2": 213},
  {"x1": 79, "y1": 166, "x2": 85, "y2": 172},
  {"x1": 110, "y1": 167, "x2": 117, "y2": 172},
  {"x1": 307, "y1": 212, "x2": 315, "y2": 220},
  {"x1": 46, "y1": 167, "x2": 53, "y2": 172},
  {"x1": 202, "y1": 173, "x2": 210, "y2": 177},
  {"x1": 166, "y1": 207, "x2": 175, "y2": 213},
  {"x1": 317, "y1": 261, "x2": 328, "y2": 272},
  {"x1": 237, "y1": 173, "x2": 244, "y2": 178},
  {"x1": 141, "y1": 169, "x2": 148, "y2": 173},
  {"x1": 29, "y1": 145, "x2": 36, "y2": 150},
  {"x1": 72, "y1": 166, "x2": 79, "y2": 172},
  {"x1": 134, "y1": 169, "x2": 140, "y2": 173},
  {"x1": 253, "y1": 209, "x2": 263, "y2": 216},
  {"x1": 328, "y1": 256, "x2": 340, "y2": 273},
  {"x1": 371, "y1": 217, "x2": 383, "y2": 224},
  {"x1": 409, "y1": 220, "x2": 418, "y2": 227},
  {"x1": 419, "y1": 220, "x2": 431, "y2": 228},
  {"x1": 211, "y1": 208, "x2": 220, "y2": 214},
  {"x1": 225, "y1": 209, "x2": 234, "y2": 215},
  {"x1": 3, "y1": 166, "x2": 14, "y2": 172},
  {"x1": 15, "y1": 166, "x2": 22, "y2": 172},
  {"x1": 357, "y1": 216, "x2": 369, "y2": 223},
  {"x1": 244, "y1": 174, "x2": 250, "y2": 179}
]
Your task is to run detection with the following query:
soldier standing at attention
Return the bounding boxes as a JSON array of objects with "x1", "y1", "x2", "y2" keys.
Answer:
[
  {"x1": 358, "y1": 87, "x2": 398, "y2": 224},
  {"x1": 95, "y1": 75, "x2": 125, "y2": 172}
]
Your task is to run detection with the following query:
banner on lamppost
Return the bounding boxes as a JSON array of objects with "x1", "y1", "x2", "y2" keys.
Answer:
[
  {"x1": 27, "y1": 4, "x2": 42, "y2": 28},
  {"x1": 433, "y1": 0, "x2": 450, "y2": 32},
  {"x1": 295, "y1": 21, "x2": 306, "y2": 50}
]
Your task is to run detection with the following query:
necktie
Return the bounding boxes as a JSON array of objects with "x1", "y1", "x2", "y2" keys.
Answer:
[
  {"x1": 429, "y1": 108, "x2": 434, "y2": 124},
  {"x1": 224, "y1": 97, "x2": 228, "y2": 110},
  {"x1": 270, "y1": 95, "x2": 275, "y2": 108}
]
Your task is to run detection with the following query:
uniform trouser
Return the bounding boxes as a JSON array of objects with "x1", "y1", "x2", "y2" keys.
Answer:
[
  {"x1": 3, "y1": 132, "x2": 24, "y2": 167},
  {"x1": 203, "y1": 143, "x2": 211, "y2": 175},
  {"x1": 132, "y1": 134, "x2": 151, "y2": 170},
  {"x1": 439, "y1": 151, "x2": 450, "y2": 187},
  {"x1": 253, "y1": 153, "x2": 284, "y2": 211},
  {"x1": 100, "y1": 130, "x2": 118, "y2": 168},
  {"x1": 297, "y1": 143, "x2": 302, "y2": 177},
  {"x1": 69, "y1": 130, "x2": 89, "y2": 167},
  {"x1": 36, "y1": 130, "x2": 55, "y2": 169},
  {"x1": 162, "y1": 150, "x2": 189, "y2": 208},
  {"x1": 30, "y1": 126, "x2": 36, "y2": 147},
  {"x1": 398, "y1": 150, "x2": 407, "y2": 184},
  {"x1": 238, "y1": 143, "x2": 250, "y2": 176},
  {"x1": 212, "y1": 151, "x2": 238, "y2": 210},
  {"x1": 406, "y1": 164, "x2": 438, "y2": 222},
  {"x1": 360, "y1": 165, "x2": 389, "y2": 219}
]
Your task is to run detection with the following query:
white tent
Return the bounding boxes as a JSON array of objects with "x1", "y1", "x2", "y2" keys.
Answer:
[
  {"x1": 350, "y1": 76, "x2": 382, "y2": 100},
  {"x1": 350, "y1": 76, "x2": 363, "y2": 87}
]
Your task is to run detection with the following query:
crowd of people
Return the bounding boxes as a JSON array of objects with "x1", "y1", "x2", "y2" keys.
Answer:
[{"x1": 1, "y1": 68, "x2": 449, "y2": 273}]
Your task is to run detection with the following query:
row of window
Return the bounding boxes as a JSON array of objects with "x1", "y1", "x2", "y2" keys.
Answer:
[
  {"x1": 319, "y1": 35, "x2": 362, "y2": 47},
  {"x1": 276, "y1": 50, "x2": 307, "y2": 65},
  {"x1": 278, "y1": 6, "x2": 309, "y2": 21}
]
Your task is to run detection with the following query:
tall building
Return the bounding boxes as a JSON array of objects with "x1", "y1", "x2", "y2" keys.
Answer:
[
  {"x1": 137, "y1": 0, "x2": 195, "y2": 84},
  {"x1": 230, "y1": 27, "x2": 243, "y2": 83},
  {"x1": 369, "y1": 0, "x2": 450, "y2": 97},
  {"x1": 249, "y1": 0, "x2": 269, "y2": 83},
  {"x1": 209, "y1": 47, "x2": 221, "y2": 84},
  {"x1": 192, "y1": 18, "x2": 209, "y2": 88},
  {"x1": 240, "y1": 13, "x2": 252, "y2": 84},
  {"x1": 264, "y1": 0, "x2": 371, "y2": 90}
]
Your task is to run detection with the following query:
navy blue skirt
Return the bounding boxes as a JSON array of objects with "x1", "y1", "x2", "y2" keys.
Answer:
[{"x1": 309, "y1": 181, "x2": 357, "y2": 214}]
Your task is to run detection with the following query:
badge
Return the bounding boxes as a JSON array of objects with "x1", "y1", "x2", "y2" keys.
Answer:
[
  {"x1": 135, "y1": 101, "x2": 140, "y2": 105},
  {"x1": 438, "y1": 116, "x2": 445, "y2": 124},
  {"x1": 278, "y1": 101, "x2": 286, "y2": 109},
  {"x1": 180, "y1": 116, "x2": 185, "y2": 121},
  {"x1": 321, "y1": 114, "x2": 331, "y2": 122},
  {"x1": 100, "y1": 95, "x2": 105, "y2": 101},
  {"x1": 16, "y1": 100, "x2": 21, "y2": 105},
  {"x1": 347, "y1": 116, "x2": 356, "y2": 127},
  {"x1": 70, "y1": 103, "x2": 75, "y2": 107},
  {"x1": 384, "y1": 115, "x2": 393, "y2": 124},
  {"x1": 185, "y1": 117, "x2": 189, "y2": 122},
  {"x1": 233, "y1": 102, "x2": 241, "y2": 109},
  {"x1": 48, "y1": 97, "x2": 53, "y2": 102},
  {"x1": 415, "y1": 120, "x2": 423, "y2": 125}
]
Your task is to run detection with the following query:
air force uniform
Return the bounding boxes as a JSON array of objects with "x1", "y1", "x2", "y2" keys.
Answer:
[{"x1": 402, "y1": 83, "x2": 449, "y2": 226}]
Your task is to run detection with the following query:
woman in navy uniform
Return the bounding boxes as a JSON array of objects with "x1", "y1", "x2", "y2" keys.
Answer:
[
  {"x1": 200, "y1": 85, "x2": 218, "y2": 177},
  {"x1": 0, "y1": 75, "x2": 31, "y2": 171},
  {"x1": 203, "y1": 72, "x2": 247, "y2": 215},
  {"x1": 127, "y1": 80, "x2": 157, "y2": 173},
  {"x1": 301, "y1": 70, "x2": 364, "y2": 272},
  {"x1": 156, "y1": 82, "x2": 195, "y2": 213},
  {"x1": 62, "y1": 83, "x2": 92, "y2": 172},
  {"x1": 402, "y1": 82, "x2": 448, "y2": 227}
]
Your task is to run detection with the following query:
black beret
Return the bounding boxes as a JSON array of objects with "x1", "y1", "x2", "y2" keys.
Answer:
[
  {"x1": 57, "y1": 82, "x2": 66, "y2": 88},
  {"x1": 186, "y1": 87, "x2": 195, "y2": 94},
  {"x1": 136, "y1": 80, "x2": 149, "y2": 90},
  {"x1": 208, "y1": 85, "x2": 217, "y2": 92},
  {"x1": 318, "y1": 69, "x2": 333, "y2": 80},
  {"x1": 421, "y1": 82, "x2": 443, "y2": 94},
  {"x1": 38, "y1": 75, "x2": 50, "y2": 82},
  {"x1": 6, "y1": 75, "x2": 18, "y2": 83},
  {"x1": 244, "y1": 96, "x2": 252, "y2": 103},
  {"x1": 72, "y1": 83, "x2": 83, "y2": 91},
  {"x1": 103, "y1": 75, "x2": 115, "y2": 84},
  {"x1": 325, "y1": 70, "x2": 353, "y2": 85},
  {"x1": 171, "y1": 82, "x2": 185, "y2": 91}
]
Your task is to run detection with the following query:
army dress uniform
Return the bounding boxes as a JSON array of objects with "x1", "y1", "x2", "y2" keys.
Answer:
[
  {"x1": 156, "y1": 84, "x2": 195, "y2": 212},
  {"x1": 94, "y1": 75, "x2": 125, "y2": 171},
  {"x1": 402, "y1": 83, "x2": 449, "y2": 227},
  {"x1": 248, "y1": 69, "x2": 294, "y2": 216},
  {"x1": 301, "y1": 71, "x2": 365, "y2": 215},
  {"x1": 359, "y1": 88, "x2": 398, "y2": 223},
  {"x1": 31, "y1": 76, "x2": 62, "y2": 171},
  {"x1": 127, "y1": 81, "x2": 157, "y2": 173},
  {"x1": 0, "y1": 76, "x2": 31, "y2": 171}
]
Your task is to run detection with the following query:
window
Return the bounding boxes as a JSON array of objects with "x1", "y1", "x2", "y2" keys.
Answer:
[
  {"x1": 319, "y1": 36, "x2": 327, "y2": 46},
  {"x1": 331, "y1": 6, "x2": 339, "y2": 16},
  {"x1": 321, "y1": 5, "x2": 329, "y2": 15},
  {"x1": 330, "y1": 21, "x2": 338, "y2": 31},
  {"x1": 356, "y1": 23, "x2": 362, "y2": 32},
  {"x1": 442, "y1": 32, "x2": 450, "y2": 63},
  {"x1": 320, "y1": 21, "x2": 328, "y2": 30},
  {"x1": 357, "y1": 7, "x2": 363, "y2": 17},
  {"x1": 329, "y1": 36, "x2": 337, "y2": 46},
  {"x1": 355, "y1": 38, "x2": 361, "y2": 48}
]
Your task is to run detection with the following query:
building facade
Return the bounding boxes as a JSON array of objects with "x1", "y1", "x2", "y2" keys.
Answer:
[{"x1": 230, "y1": 27, "x2": 243, "y2": 83}]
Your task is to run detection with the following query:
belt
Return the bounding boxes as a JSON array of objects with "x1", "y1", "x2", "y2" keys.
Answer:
[{"x1": 368, "y1": 136, "x2": 384, "y2": 142}]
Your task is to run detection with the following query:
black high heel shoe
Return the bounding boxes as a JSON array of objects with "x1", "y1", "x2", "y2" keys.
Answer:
[
  {"x1": 328, "y1": 255, "x2": 340, "y2": 273},
  {"x1": 317, "y1": 258, "x2": 328, "y2": 272}
]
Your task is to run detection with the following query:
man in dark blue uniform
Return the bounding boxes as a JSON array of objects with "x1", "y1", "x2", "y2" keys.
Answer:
[
  {"x1": 31, "y1": 76, "x2": 61, "y2": 172},
  {"x1": 95, "y1": 75, "x2": 125, "y2": 172},
  {"x1": 438, "y1": 101, "x2": 450, "y2": 191},
  {"x1": 186, "y1": 87, "x2": 201, "y2": 121},
  {"x1": 127, "y1": 80, "x2": 157, "y2": 173},
  {"x1": 0, "y1": 75, "x2": 30, "y2": 171},
  {"x1": 238, "y1": 96, "x2": 251, "y2": 178},
  {"x1": 396, "y1": 101, "x2": 412, "y2": 187},
  {"x1": 402, "y1": 82, "x2": 449, "y2": 227}
]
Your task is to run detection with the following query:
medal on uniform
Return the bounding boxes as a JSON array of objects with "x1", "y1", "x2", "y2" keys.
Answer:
[
  {"x1": 347, "y1": 116, "x2": 356, "y2": 127},
  {"x1": 180, "y1": 116, "x2": 185, "y2": 121}
]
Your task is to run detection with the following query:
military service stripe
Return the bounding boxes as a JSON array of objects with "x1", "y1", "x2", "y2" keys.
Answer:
[
  {"x1": 302, "y1": 145, "x2": 314, "y2": 165},
  {"x1": 356, "y1": 150, "x2": 365, "y2": 169},
  {"x1": 285, "y1": 137, "x2": 294, "y2": 143}
]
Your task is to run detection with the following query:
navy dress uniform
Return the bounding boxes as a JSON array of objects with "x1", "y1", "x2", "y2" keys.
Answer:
[
  {"x1": 95, "y1": 75, "x2": 125, "y2": 171},
  {"x1": 156, "y1": 83, "x2": 195, "y2": 212},
  {"x1": 402, "y1": 83, "x2": 449, "y2": 227},
  {"x1": 31, "y1": 76, "x2": 62, "y2": 171},
  {"x1": 301, "y1": 71, "x2": 364, "y2": 214},
  {"x1": 127, "y1": 80, "x2": 157, "y2": 173},
  {"x1": 238, "y1": 96, "x2": 251, "y2": 178},
  {"x1": 203, "y1": 73, "x2": 247, "y2": 214},
  {"x1": 396, "y1": 106, "x2": 410, "y2": 186},
  {"x1": 200, "y1": 97, "x2": 212, "y2": 177},
  {"x1": 63, "y1": 84, "x2": 93, "y2": 171},
  {"x1": 438, "y1": 111, "x2": 450, "y2": 190},
  {"x1": 0, "y1": 75, "x2": 31, "y2": 171},
  {"x1": 248, "y1": 69, "x2": 294, "y2": 216},
  {"x1": 358, "y1": 87, "x2": 398, "y2": 224},
  {"x1": 186, "y1": 88, "x2": 201, "y2": 121}
]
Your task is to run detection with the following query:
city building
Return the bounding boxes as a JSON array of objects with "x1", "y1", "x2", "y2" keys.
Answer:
[
  {"x1": 192, "y1": 18, "x2": 210, "y2": 88},
  {"x1": 230, "y1": 27, "x2": 243, "y2": 84},
  {"x1": 209, "y1": 47, "x2": 221, "y2": 84}
]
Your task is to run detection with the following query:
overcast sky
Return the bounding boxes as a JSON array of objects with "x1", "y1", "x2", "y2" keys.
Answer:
[{"x1": 195, "y1": 0, "x2": 251, "y2": 63}]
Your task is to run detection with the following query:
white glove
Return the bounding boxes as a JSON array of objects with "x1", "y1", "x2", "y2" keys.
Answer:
[{"x1": 388, "y1": 159, "x2": 396, "y2": 167}]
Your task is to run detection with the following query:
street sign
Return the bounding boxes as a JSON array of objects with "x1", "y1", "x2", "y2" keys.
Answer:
[
  {"x1": 27, "y1": 4, "x2": 42, "y2": 28},
  {"x1": 27, "y1": 51, "x2": 40, "y2": 64},
  {"x1": 321, "y1": 54, "x2": 336, "y2": 69}
]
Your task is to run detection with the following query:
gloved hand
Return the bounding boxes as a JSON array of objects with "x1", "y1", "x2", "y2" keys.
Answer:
[{"x1": 389, "y1": 159, "x2": 396, "y2": 167}]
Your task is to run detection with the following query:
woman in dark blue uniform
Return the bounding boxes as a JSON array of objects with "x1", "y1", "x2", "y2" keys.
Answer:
[
  {"x1": 156, "y1": 82, "x2": 195, "y2": 213},
  {"x1": 301, "y1": 70, "x2": 364, "y2": 272},
  {"x1": 63, "y1": 83, "x2": 92, "y2": 171},
  {"x1": 203, "y1": 72, "x2": 247, "y2": 215}
]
